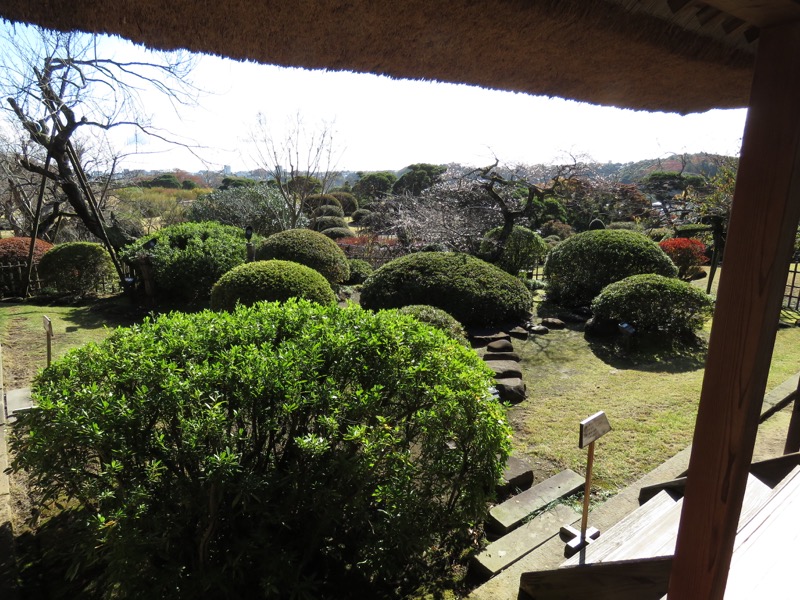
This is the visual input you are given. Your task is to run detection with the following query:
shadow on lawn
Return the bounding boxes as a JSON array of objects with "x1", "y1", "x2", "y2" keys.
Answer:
[{"x1": 585, "y1": 332, "x2": 708, "y2": 373}]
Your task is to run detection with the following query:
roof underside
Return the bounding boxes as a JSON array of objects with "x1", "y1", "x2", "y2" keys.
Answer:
[{"x1": 0, "y1": 0, "x2": 799, "y2": 113}]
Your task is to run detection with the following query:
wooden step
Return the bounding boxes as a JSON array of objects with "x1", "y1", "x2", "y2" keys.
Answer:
[
  {"x1": 472, "y1": 504, "x2": 576, "y2": 579},
  {"x1": 488, "y1": 469, "x2": 584, "y2": 534},
  {"x1": 563, "y1": 474, "x2": 770, "y2": 567}
]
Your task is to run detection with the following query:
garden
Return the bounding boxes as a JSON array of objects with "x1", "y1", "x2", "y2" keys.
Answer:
[{"x1": 3, "y1": 200, "x2": 800, "y2": 600}]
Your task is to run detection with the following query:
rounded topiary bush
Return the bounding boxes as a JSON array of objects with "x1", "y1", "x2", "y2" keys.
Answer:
[
  {"x1": 38, "y1": 242, "x2": 116, "y2": 295},
  {"x1": 311, "y1": 215, "x2": 349, "y2": 232},
  {"x1": 591, "y1": 273, "x2": 714, "y2": 336},
  {"x1": 311, "y1": 204, "x2": 345, "y2": 219},
  {"x1": 360, "y1": 251, "x2": 533, "y2": 326},
  {"x1": 210, "y1": 260, "x2": 336, "y2": 310},
  {"x1": 304, "y1": 193, "x2": 341, "y2": 213},
  {"x1": 256, "y1": 228, "x2": 350, "y2": 284},
  {"x1": 330, "y1": 191, "x2": 358, "y2": 215},
  {"x1": 350, "y1": 208, "x2": 372, "y2": 224},
  {"x1": 480, "y1": 225, "x2": 548, "y2": 275},
  {"x1": 11, "y1": 300, "x2": 510, "y2": 598},
  {"x1": 544, "y1": 229, "x2": 678, "y2": 306},
  {"x1": 346, "y1": 258, "x2": 373, "y2": 284},
  {"x1": 397, "y1": 304, "x2": 468, "y2": 344},
  {"x1": 0, "y1": 237, "x2": 53, "y2": 296},
  {"x1": 119, "y1": 222, "x2": 251, "y2": 303},
  {"x1": 320, "y1": 227, "x2": 354, "y2": 240}
]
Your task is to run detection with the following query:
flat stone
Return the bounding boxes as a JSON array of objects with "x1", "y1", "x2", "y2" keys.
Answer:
[
  {"x1": 540, "y1": 318, "x2": 566, "y2": 329},
  {"x1": 483, "y1": 351, "x2": 520, "y2": 362},
  {"x1": 471, "y1": 332, "x2": 512, "y2": 346},
  {"x1": 509, "y1": 326, "x2": 529, "y2": 339},
  {"x1": 497, "y1": 455, "x2": 534, "y2": 497},
  {"x1": 528, "y1": 325, "x2": 549, "y2": 335},
  {"x1": 488, "y1": 361, "x2": 522, "y2": 379},
  {"x1": 487, "y1": 339, "x2": 514, "y2": 352},
  {"x1": 5, "y1": 387, "x2": 33, "y2": 417},
  {"x1": 488, "y1": 469, "x2": 585, "y2": 534},
  {"x1": 472, "y1": 504, "x2": 577, "y2": 579},
  {"x1": 496, "y1": 378, "x2": 526, "y2": 403}
]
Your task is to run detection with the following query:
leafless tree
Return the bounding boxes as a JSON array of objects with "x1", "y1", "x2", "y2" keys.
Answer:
[
  {"x1": 250, "y1": 112, "x2": 342, "y2": 227},
  {"x1": 0, "y1": 25, "x2": 199, "y2": 285}
]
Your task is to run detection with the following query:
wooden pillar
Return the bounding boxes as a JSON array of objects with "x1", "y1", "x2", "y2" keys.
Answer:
[
  {"x1": 668, "y1": 21, "x2": 800, "y2": 600},
  {"x1": 784, "y1": 377, "x2": 800, "y2": 454}
]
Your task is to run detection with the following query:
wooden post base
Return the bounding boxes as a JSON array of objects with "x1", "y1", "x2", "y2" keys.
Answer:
[{"x1": 561, "y1": 524, "x2": 600, "y2": 556}]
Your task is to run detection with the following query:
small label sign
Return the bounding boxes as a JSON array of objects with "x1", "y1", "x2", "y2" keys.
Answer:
[
  {"x1": 42, "y1": 315, "x2": 53, "y2": 336},
  {"x1": 579, "y1": 411, "x2": 611, "y2": 448}
]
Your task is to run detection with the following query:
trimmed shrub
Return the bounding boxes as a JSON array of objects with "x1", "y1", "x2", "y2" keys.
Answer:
[
  {"x1": 360, "y1": 252, "x2": 533, "y2": 326},
  {"x1": 320, "y1": 227, "x2": 354, "y2": 240},
  {"x1": 38, "y1": 242, "x2": 116, "y2": 295},
  {"x1": 304, "y1": 193, "x2": 341, "y2": 213},
  {"x1": 346, "y1": 258, "x2": 373, "y2": 284},
  {"x1": 311, "y1": 215, "x2": 349, "y2": 232},
  {"x1": 256, "y1": 228, "x2": 350, "y2": 284},
  {"x1": 607, "y1": 222, "x2": 642, "y2": 231},
  {"x1": 591, "y1": 273, "x2": 714, "y2": 336},
  {"x1": 350, "y1": 208, "x2": 372, "y2": 224},
  {"x1": 544, "y1": 229, "x2": 678, "y2": 306},
  {"x1": 11, "y1": 300, "x2": 510, "y2": 598},
  {"x1": 0, "y1": 236, "x2": 53, "y2": 265},
  {"x1": 210, "y1": 260, "x2": 335, "y2": 310},
  {"x1": 0, "y1": 237, "x2": 53, "y2": 296},
  {"x1": 481, "y1": 225, "x2": 548, "y2": 275},
  {"x1": 119, "y1": 222, "x2": 250, "y2": 303},
  {"x1": 539, "y1": 220, "x2": 574, "y2": 240},
  {"x1": 311, "y1": 204, "x2": 345, "y2": 219},
  {"x1": 659, "y1": 237, "x2": 709, "y2": 280},
  {"x1": 329, "y1": 192, "x2": 358, "y2": 215},
  {"x1": 397, "y1": 304, "x2": 468, "y2": 344},
  {"x1": 646, "y1": 228, "x2": 671, "y2": 243}
]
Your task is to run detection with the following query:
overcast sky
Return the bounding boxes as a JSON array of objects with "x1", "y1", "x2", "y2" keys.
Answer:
[{"x1": 5, "y1": 25, "x2": 749, "y2": 174}]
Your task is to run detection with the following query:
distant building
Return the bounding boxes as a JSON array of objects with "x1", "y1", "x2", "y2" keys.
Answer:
[{"x1": 223, "y1": 165, "x2": 232, "y2": 175}]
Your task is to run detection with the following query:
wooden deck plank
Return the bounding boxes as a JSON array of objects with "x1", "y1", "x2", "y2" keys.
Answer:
[{"x1": 725, "y1": 466, "x2": 800, "y2": 599}]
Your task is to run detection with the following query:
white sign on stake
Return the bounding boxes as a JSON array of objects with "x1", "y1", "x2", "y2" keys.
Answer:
[
  {"x1": 42, "y1": 315, "x2": 53, "y2": 336},
  {"x1": 580, "y1": 410, "x2": 612, "y2": 449}
]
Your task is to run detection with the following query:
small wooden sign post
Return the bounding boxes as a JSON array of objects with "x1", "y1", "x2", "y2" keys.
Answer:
[
  {"x1": 562, "y1": 410, "x2": 612, "y2": 556},
  {"x1": 42, "y1": 315, "x2": 53, "y2": 367}
]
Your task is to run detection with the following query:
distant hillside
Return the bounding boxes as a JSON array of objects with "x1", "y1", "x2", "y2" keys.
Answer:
[{"x1": 594, "y1": 153, "x2": 736, "y2": 183}]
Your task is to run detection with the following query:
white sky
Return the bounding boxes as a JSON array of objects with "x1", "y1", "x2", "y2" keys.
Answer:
[{"x1": 8, "y1": 26, "x2": 749, "y2": 174}]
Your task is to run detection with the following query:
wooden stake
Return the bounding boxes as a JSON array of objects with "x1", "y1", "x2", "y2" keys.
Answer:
[{"x1": 581, "y1": 440, "x2": 595, "y2": 540}]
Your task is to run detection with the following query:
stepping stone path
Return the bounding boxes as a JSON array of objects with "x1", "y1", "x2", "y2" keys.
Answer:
[
  {"x1": 472, "y1": 455, "x2": 585, "y2": 580},
  {"x1": 478, "y1": 332, "x2": 527, "y2": 403}
]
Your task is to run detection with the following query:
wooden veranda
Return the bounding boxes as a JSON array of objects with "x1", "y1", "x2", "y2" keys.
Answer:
[{"x1": 0, "y1": 1, "x2": 799, "y2": 598}]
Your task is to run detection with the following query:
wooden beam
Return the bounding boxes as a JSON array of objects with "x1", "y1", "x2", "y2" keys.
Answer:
[
  {"x1": 519, "y1": 556, "x2": 672, "y2": 600},
  {"x1": 749, "y1": 452, "x2": 800, "y2": 487},
  {"x1": 668, "y1": 21, "x2": 800, "y2": 600},
  {"x1": 702, "y1": 1, "x2": 800, "y2": 28}
]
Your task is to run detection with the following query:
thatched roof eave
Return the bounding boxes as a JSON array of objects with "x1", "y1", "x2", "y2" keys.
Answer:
[{"x1": 2, "y1": 0, "x2": 792, "y2": 113}]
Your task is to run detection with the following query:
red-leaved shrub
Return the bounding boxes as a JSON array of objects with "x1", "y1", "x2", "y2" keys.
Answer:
[
  {"x1": 659, "y1": 237, "x2": 708, "y2": 280},
  {"x1": 0, "y1": 237, "x2": 53, "y2": 265}
]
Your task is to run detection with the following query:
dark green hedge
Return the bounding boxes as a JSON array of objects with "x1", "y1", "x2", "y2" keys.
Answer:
[
  {"x1": 591, "y1": 273, "x2": 714, "y2": 336},
  {"x1": 360, "y1": 251, "x2": 533, "y2": 326},
  {"x1": 38, "y1": 242, "x2": 115, "y2": 295},
  {"x1": 210, "y1": 260, "x2": 336, "y2": 310},
  {"x1": 544, "y1": 229, "x2": 677, "y2": 306},
  {"x1": 480, "y1": 225, "x2": 548, "y2": 275},
  {"x1": 255, "y1": 228, "x2": 350, "y2": 284},
  {"x1": 346, "y1": 258, "x2": 373, "y2": 284},
  {"x1": 397, "y1": 304, "x2": 468, "y2": 344},
  {"x1": 119, "y1": 222, "x2": 251, "y2": 303}
]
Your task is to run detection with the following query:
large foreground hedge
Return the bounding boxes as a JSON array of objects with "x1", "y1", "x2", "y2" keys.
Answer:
[
  {"x1": 360, "y1": 252, "x2": 533, "y2": 326},
  {"x1": 544, "y1": 229, "x2": 678, "y2": 306},
  {"x1": 11, "y1": 300, "x2": 510, "y2": 598}
]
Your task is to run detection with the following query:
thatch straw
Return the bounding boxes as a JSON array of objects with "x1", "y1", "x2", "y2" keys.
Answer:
[{"x1": 0, "y1": 0, "x2": 793, "y2": 112}]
